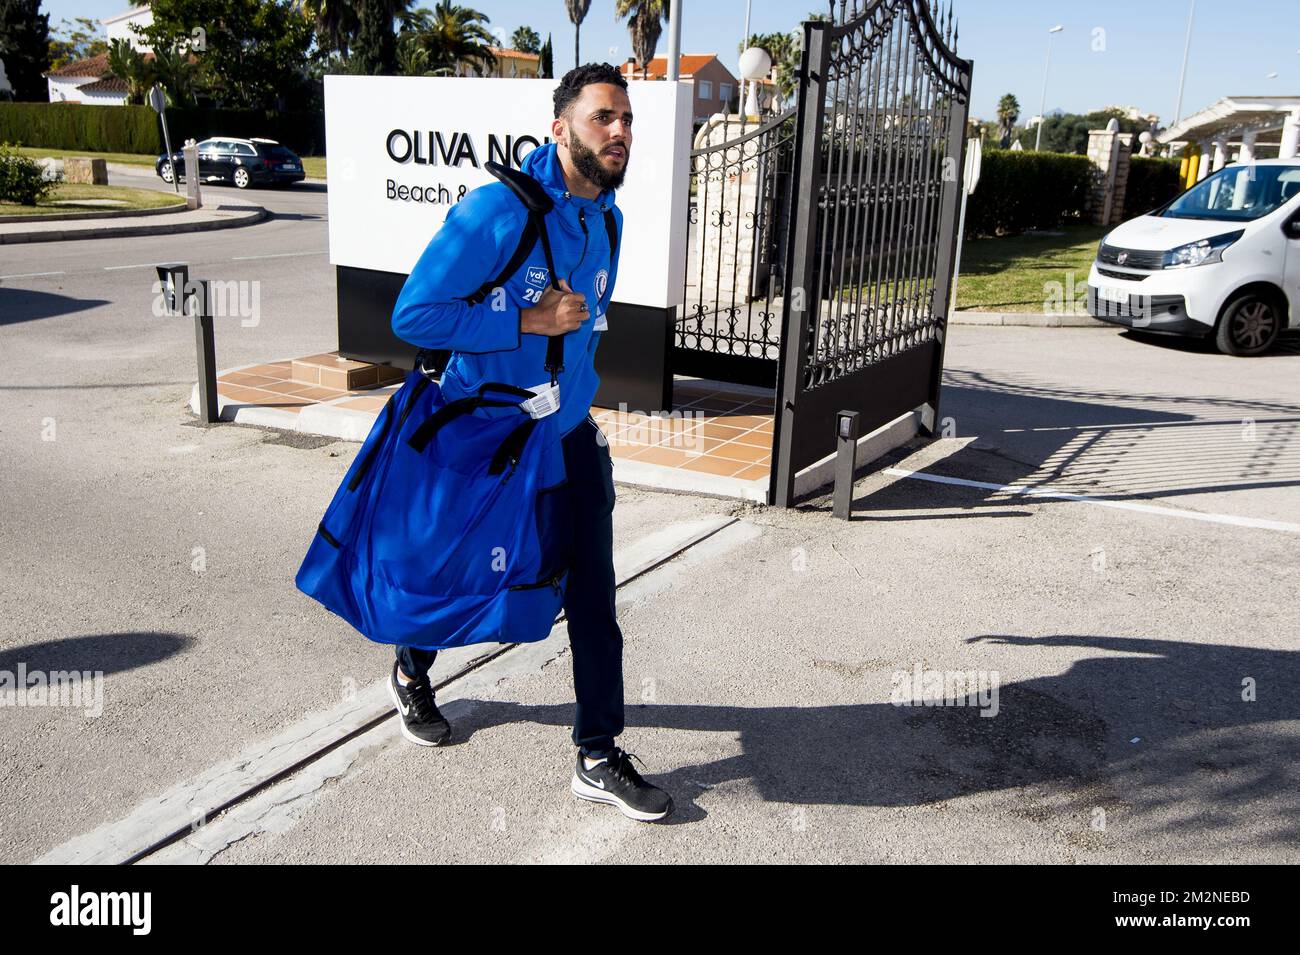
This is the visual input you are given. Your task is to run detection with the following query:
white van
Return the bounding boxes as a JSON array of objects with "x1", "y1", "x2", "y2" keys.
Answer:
[{"x1": 1087, "y1": 159, "x2": 1300, "y2": 355}]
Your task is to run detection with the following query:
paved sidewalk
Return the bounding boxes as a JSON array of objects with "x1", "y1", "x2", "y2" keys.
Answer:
[{"x1": 0, "y1": 196, "x2": 267, "y2": 244}]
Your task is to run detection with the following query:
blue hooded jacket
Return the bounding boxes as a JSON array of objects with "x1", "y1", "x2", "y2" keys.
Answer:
[{"x1": 391, "y1": 142, "x2": 622, "y2": 439}]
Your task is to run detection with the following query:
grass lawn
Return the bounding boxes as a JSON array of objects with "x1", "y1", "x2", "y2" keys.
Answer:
[
  {"x1": 12, "y1": 145, "x2": 157, "y2": 167},
  {"x1": 955, "y1": 224, "x2": 1108, "y2": 312},
  {"x1": 0, "y1": 182, "x2": 186, "y2": 216},
  {"x1": 12, "y1": 146, "x2": 328, "y2": 181}
]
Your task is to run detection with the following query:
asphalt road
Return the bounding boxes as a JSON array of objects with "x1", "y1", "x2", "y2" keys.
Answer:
[{"x1": 2, "y1": 182, "x2": 1298, "y2": 862}]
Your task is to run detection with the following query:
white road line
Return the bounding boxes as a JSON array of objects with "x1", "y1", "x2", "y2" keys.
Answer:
[
  {"x1": 103, "y1": 263, "x2": 162, "y2": 271},
  {"x1": 883, "y1": 467, "x2": 1300, "y2": 535},
  {"x1": 0, "y1": 271, "x2": 66, "y2": 279},
  {"x1": 231, "y1": 250, "x2": 328, "y2": 260},
  {"x1": 1003, "y1": 416, "x2": 1300, "y2": 433}
]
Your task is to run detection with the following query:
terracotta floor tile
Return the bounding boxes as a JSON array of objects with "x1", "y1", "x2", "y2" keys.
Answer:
[
  {"x1": 219, "y1": 372, "x2": 281, "y2": 387},
  {"x1": 674, "y1": 421, "x2": 750, "y2": 441},
  {"x1": 679, "y1": 455, "x2": 750, "y2": 477},
  {"x1": 217, "y1": 384, "x2": 268, "y2": 403},
  {"x1": 336, "y1": 397, "x2": 388, "y2": 411},
  {"x1": 627, "y1": 445, "x2": 695, "y2": 467},
  {"x1": 709, "y1": 441, "x2": 770, "y2": 464},
  {"x1": 713, "y1": 414, "x2": 770, "y2": 429},
  {"x1": 732, "y1": 464, "x2": 771, "y2": 481},
  {"x1": 608, "y1": 441, "x2": 643, "y2": 458},
  {"x1": 259, "y1": 381, "x2": 318, "y2": 396},
  {"x1": 731, "y1": 429, "x2": 774, "y2": 449},
  {"x1": 294, "y1": 386, "x2": 348, "y2": 402},
  {"x1": 243, "y1": 364, "x2": 294, "y2": 379},
  {"x1": 678, "y1": 399, "x2": 750, "y2": 415},
  {"x1": 219, "y1": 385, "x2": 311, "y2": 408}
]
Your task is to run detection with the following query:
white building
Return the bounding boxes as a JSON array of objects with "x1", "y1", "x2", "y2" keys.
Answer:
[
  {"x1": 1159, "y1": 95, "x2": 1300, "y2": 176},
  {"x1": 41, "y1": 5, "x2": 155, "y2": 105},
  {"x1": 103, "y1": 4, "x2": 154, "y2": 53},
  {"x1": 44, "y1": 53, "x2": 131, "y2": 105}
]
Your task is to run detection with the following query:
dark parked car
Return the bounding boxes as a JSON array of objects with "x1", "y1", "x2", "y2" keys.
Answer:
[{"x1": 155, "y1": 137, "x2": 305, "y2": 189}]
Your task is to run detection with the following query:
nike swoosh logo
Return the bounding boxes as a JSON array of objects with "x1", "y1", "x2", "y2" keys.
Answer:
[
  {"x1": 580, "y1": 771, "x2": 606, "y2": 790},
  {"x1": 394, "y1": 688, "x2": 410, "y2": 716}
]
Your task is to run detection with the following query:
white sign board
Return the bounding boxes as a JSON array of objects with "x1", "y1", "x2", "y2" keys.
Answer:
[
  {"x1": 964, "y1": 137, "x2": 982, "y2": 195},
  {"x1": 324, "y1": 75, "x2": 692, "y2": 309}
]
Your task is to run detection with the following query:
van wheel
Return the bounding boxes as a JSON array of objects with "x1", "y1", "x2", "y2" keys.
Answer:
[
  {"x1": 1215, "y1": 291, "x2": 1282, "y2": 356},
  {"x1": 233, "y1": 167, "x2": 250, "y2": 189}
]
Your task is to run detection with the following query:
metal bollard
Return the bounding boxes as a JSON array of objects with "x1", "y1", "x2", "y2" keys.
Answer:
[
  {"x1": 832, "y1": 410, "x2": 860, "y2": 520},
  {"x1": 157, "y1": 263, "x2": 218, "y2": 423}
]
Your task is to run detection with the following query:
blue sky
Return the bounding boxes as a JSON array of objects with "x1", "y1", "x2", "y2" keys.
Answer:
[{"x1": 47, "y1": 0, "x2": 1300, "y2": 125}]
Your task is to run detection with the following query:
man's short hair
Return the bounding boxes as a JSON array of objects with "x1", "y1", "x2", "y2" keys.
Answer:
[{"x1": 553, "y1": 63, "x2": 629, "y2": 120}]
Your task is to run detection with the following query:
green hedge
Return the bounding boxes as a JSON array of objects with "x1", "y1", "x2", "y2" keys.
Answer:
[
  {"x1": 965, "y1": 149, "x2": 1093, "y2": 238},
  {"x1": 1124, "y1": 156, "x2": 1182, "y2": 218},
  {"x1": 0, "y1": 103, "x2": 159, "y2": 153},
  {"x1": 0, "y1": 103, "x2": 325, "y2": 156}
]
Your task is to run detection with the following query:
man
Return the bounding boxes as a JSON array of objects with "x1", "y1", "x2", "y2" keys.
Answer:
[{"x1": 387, "y1": 63, "x2": 673, "y2": 823}]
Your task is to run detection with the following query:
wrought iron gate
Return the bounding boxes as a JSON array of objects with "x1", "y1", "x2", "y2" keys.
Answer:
[
  {"x1": 771, "y1": 0, "x2": 973, "y2": 506},
  {"x1": 674, "y1": 109, "x2": 798, "y2": 388},
  {"x1": 667, "y1": 0, "x2": 971, "y2": 506}
]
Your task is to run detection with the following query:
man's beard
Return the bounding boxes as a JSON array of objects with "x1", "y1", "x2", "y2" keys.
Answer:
[{"x1": 567, "y1": 126, "x2": 629, "y2": 191}]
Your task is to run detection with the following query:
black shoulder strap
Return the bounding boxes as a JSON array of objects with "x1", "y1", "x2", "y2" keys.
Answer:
[
  {"x1": 463, "y1": 214, "x2": 542, "y2": 306},
  {"x1": 484, "y1": 160, "x2": 553, "y2": 214},
  {"x1": 423, "y1": 162, "x2": 574, "y2": 384},
  {"x1": 599, "y1": 209, "x2": 618, "y2": 312}
]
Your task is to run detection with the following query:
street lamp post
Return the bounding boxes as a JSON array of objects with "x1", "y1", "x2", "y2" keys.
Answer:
[
  {"x1": 739, "y1": 0, "x2": 753, "y2": 117},
  {"x1": 1035, "y1": 25, "x2": 1063, "y2": 152},
  {"x1": 1173, "y1": 0, "x2": 1196, "y2": 125}
]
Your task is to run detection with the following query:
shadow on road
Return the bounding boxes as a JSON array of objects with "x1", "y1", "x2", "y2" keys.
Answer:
[
  {"x1": 443, "y1": 634, "x2": 1298, "y2": 846},
  {"x1": 0, "y1": 632, "x2": 192, "y2": 678},
  {"x1": 0, "y1": 287, "x2": 109, "y2": 327},
  {"x1": 819, "y1": 366, "x2": 1300, "y2": 518}
]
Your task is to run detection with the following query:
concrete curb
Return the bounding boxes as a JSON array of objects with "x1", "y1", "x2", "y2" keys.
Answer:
[
  {"x1": 104, "y1": 161, "x2": 326, "y2": 186},
  {"x1": 0, "y1": 201, "x2": 268, "y2": 244},
  {"x1": 0, "y1": 200, "x2": 189, "y2": 224},
  {"x1": 951, "y1": 311, "x2": 1104, "y2": 328}
]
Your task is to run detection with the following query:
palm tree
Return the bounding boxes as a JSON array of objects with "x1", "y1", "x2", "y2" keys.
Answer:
[
  {"x1": 297, "y1": 0, "x2": 361, "y2": 59},
  {"x1": 396, "y1": 31, "x2": 433, "y2": 75},
  {"x1": 615, "y1": 0, "x2": 669, "y2": 80},
  {"x1": 511, "y1": 26, "x2": 541, "y2": 54},
  {"x1": 400, "y1": 2, "x2": 496, "y2": 77},
  {"x1": 565, "y1": 0, "x2": 591, "y2": 69},
  {"x1": 106, "y1": 38, "x2": 154, "y2": 105},
  {"x1": 149, "y1": 43, "x2": 200, "y2": 107},
  {"x1": 996, "y1": 93, "x2": 1020, "y2": 148}
]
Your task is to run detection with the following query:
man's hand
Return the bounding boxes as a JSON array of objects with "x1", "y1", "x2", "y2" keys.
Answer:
[{"x1": 520, "y1": 278, "x2": 587, "y2": 336}]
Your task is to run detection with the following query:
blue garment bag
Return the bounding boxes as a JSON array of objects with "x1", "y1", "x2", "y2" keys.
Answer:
[{"x1": 294, "y1": 161, "x2": 615, "y2": 650}]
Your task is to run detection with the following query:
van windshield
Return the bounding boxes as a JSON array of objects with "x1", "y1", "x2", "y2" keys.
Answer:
[{"x1": 1161, "y1": 164, "x2": 1300, "y2": 222}]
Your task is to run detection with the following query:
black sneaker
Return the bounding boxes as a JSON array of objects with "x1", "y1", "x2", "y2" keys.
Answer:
[
  {"x1": 387, "y1": 661, "x2": 451, "y2": 746},
  {"x1": 570, "y1": 747, "x2": 673, "y2": 821}
]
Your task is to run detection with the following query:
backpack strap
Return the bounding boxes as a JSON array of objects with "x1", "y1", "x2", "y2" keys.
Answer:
[{"x1": 598, "y1": 208, "x2": 618, "y2": 314}]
